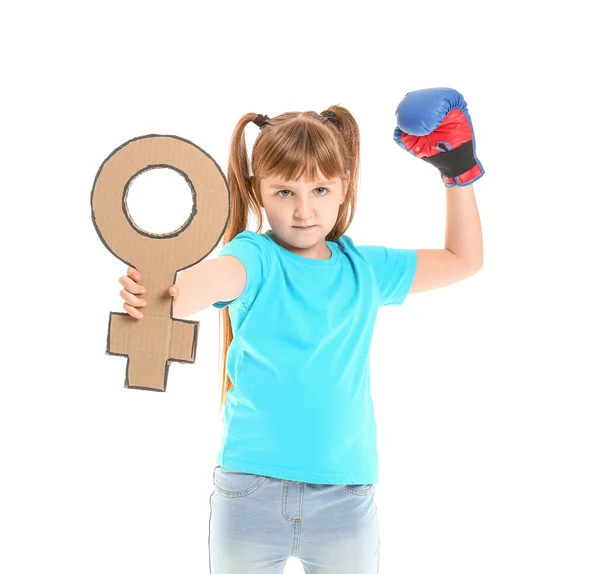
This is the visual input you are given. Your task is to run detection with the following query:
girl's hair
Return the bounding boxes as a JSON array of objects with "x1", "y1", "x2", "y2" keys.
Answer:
[{"x1": 217, "y1": 104, "x2": 361, "y2": 418}]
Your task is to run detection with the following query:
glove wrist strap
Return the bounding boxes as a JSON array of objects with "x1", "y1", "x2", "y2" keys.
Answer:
[{"x1": 422, "y1": 140, "x2": 477, "y2": 178}]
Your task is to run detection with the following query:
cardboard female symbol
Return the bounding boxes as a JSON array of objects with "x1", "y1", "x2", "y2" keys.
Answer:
[{"x1": 90, "y1": 134, "x2": 230, "y2": 391}]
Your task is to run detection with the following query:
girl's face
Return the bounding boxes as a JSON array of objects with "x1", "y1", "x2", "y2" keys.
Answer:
[{"x1": 257, "y1": 170, "x2": 348, "y2": 260}]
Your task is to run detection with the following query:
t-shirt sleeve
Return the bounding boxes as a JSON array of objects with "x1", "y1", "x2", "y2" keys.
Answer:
[
  {"x1": 212, "y1": 230, "x2": 271, "y2": 309},
  {"x1": 359, "y1": 245, "x2": 417, "y2": 307}
]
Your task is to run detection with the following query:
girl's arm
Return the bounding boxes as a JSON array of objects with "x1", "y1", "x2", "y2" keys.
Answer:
[
  {"x1": 172, "y1": 255, "x2": 246, "y2": 319},
  {"x1": 410, "y1": 183, "x2": 483, "y2": 294},
  {"x1": 444, "y1": 183, "x2": 483, "y2": 268}
]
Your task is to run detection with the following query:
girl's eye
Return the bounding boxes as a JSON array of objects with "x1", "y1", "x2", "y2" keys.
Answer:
[{"x1": 277, "y1": 187, "x2": 330, "y2": 197}]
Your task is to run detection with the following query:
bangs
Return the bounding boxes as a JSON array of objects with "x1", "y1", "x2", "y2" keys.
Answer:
[{"x1": 256, "y1": 119, "x2": 345, "y2": 183}]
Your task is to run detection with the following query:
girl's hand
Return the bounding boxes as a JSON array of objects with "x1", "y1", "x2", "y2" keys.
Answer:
[{"x1": 119, "y1": 267, "x2": 179, "y2": 319}]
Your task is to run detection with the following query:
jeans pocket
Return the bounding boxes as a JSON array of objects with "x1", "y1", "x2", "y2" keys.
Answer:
[
  {"x1": 341, "y1": 484, "x2": 374, "y2": 496},
  {"x1": 213, "y1": 465, "x2": 268, "y2": 498}
]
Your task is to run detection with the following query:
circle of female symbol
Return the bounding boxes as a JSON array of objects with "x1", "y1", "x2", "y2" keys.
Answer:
[{"x1": 90, "y1": 134, "x2": 230, "y2": 391}]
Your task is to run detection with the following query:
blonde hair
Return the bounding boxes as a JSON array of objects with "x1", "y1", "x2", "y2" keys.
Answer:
[{"x1": 218, "y1": 105, "x2": 361, "y2": 417}]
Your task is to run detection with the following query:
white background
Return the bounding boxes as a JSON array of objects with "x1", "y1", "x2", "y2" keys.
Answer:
[{"x1": 2, "y1": 1, "x2": 598, "y2": 573}]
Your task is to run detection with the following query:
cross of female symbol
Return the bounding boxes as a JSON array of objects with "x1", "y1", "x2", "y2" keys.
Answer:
[{"x1": 90, "y1": 134, "x2": 230, "y2": 391}]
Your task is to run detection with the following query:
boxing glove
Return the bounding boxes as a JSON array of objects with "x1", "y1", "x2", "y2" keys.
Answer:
[{"x1": 393, "y1": 87, "x2": 484, "y2": 186}]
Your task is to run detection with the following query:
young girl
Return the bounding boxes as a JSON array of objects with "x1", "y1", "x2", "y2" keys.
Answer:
[{"x1": 118, "y1": 88, "x2": 484, "y2": 573}]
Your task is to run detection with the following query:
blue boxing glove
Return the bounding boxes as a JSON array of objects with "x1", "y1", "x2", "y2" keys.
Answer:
[{"x1": 393, "y1": 87, "x2": 484, "y2": 186}]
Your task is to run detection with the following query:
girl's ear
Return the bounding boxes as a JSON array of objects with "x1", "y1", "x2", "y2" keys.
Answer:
[
  {"x1": 342, "y1": 170, "x2": 350, "y2": 201},
  {"x1": 251, "y1": 175, "x2": 264, "y2": 207}
]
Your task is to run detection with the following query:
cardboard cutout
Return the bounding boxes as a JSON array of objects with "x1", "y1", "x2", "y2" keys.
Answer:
[{"x1": 91, "y1": 134, "x2": 230, "y2": 391}]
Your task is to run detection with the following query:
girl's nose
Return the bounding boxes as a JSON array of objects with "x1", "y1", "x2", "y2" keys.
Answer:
[{"x1": 294, "y1": 201, "x2": 315, "y2": 219}]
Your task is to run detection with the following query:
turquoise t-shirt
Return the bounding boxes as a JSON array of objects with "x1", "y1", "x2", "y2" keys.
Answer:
[{"x1": 212, "y1": 229, "x2": 417, "y2": 485}]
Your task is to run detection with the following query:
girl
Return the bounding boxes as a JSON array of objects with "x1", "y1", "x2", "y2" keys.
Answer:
[{"x1": 118, "y1": 89, "x2": 484, "y2": 573}]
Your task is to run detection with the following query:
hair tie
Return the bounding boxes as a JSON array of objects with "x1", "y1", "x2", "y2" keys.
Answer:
[
  {"x1": 252, "y1": 114, "x2": 270, "y2": 129},
  {"x1": 321, "y1": 109, "x2": 337, "y2": 125},
  {"x1": 253, "y1": 111, "x2": 336, "y2": 129}
]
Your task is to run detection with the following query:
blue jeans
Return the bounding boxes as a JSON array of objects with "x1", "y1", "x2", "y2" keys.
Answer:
[{"x1": 208, "y1": 465, "x2": 380, "y2": 573}]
